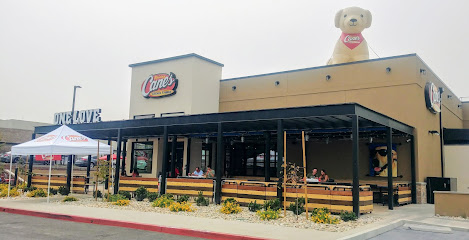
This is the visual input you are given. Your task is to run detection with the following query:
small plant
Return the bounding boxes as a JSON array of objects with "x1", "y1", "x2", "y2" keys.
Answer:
[
  {"x1": 177, "y1": 195, "x2": 190, "y2": 203},
  {"x1": 196, "y1": 191, "x2": 209, "y2": 206},
  {"x1": 27, "y1": 188, "x2": 47, "y2": 197},
  {"x1": 108, "y1": 194, "x2": 127, "y2": 202},
  {"x1": 16, "y1": 183, "x2": 27, "y2": 190},
  {"x1": 263, "y1": 198, "x2": 281, "y2": 211},
  {"x1": 24, "y1": 186, "x2": 37, "y2": 192},
  {"x1": 160, "y1": 193, "x2": 174, "y2": 200},
  {"x1": 248, "y1": 201, "x2": 262, "y2": 212},
  {"x1": 49, "y1": 188, "x2": 58, "y2": 195},
  {"x1": 152, "y1": 196, "x2": 174, "y2": 208},
  {"x1": 58, "y1": 186, "x2": 70, "y2": 196},
  {"x1": 113, "y1": 199, "x2": 130, "y2": 206},
  {"x1": 93, "y1": 190, "x2": 102, "y2": 198},
  {"x1": 62, "y1": 196, "x2": 78, "y2": 202},
  {"x1": 135, "y1": 186, "x2": 148, "y2": 201},
  {"x1": 223, "y1": 198, "x2": 237, "y2": 205},
  {"x1": 220, "y1": 201, "x2": 242, "y2": 214},
  {"x1": 257, "y1": 208, "x2": 281, "y2": 221},
  {"x1": 288, "y1": 197, "x2": 306, "y2": 215},
  {"x1": 169, "y1": 202, "x2": 194, "y2": 212},
  {"x1": 147, "y1": 192, "x2": 158, "y2": 202},
  {"x1": 311, "y1": 208, "x2": 340, "y2": 224},
  {"x1": 118, "y1": 190, "x2": 131, "y2": 200},
  {"x1": 340, "y1": 211, "x2": 357, "y2": 222}
]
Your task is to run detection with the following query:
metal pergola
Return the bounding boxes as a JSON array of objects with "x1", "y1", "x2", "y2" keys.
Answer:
[{"x1": 34, "y1": 103, "x2": 416, "y2": 216}]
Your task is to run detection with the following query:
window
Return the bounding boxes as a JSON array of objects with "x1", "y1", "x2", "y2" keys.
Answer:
[
  {"x1": 131, "y1": 142, "x2": 153, "y2": 174},
  {"x1": 201, "y1": 143, "x2": 211, "y2": 171}
]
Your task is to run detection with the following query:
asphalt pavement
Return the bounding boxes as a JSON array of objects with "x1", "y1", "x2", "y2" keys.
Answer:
[{"x1": 0, "y1": 212, "x2": 208, "y2": 240}]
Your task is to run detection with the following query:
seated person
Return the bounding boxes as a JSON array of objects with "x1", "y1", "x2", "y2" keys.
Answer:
[
  {"x1": 132, "y1": 169, "x2": 140, "y2": 177},
  {"x1": 204, "y1": 166, "x2": 215, "y2": 178},
  {"x1": 189, "y1": 167, "x2": 204, "y2": 177},
  {"x1": 307, "y1": 168, "x2": 319, "y2": 179},
  {"x1": 318, "y1": 169, "x2": 329, "y2": 182}
]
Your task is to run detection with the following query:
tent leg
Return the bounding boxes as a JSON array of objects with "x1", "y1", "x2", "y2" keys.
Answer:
[
  {"x1": 71, "y1": 155, "x2": 74, "y2": 194},
  {"x1": 47, "y1": 154, "x2": 52, "y2": 203},
  {"x1": 8, "y1": 154, "x2": 13, "y2": 198}
]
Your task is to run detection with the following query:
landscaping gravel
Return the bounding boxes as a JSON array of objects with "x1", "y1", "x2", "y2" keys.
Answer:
[{"x1": 57, "y1": 197, "x2": 382, "y2": 232}]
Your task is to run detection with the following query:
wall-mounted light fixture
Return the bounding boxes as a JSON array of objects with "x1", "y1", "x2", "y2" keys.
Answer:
[
  {"x1": 447, "y1": 95, "x2": 453, "y2": 99},
  {"x1": 428, "y1": 130, "x2": 440, "y2": 136},
  {"x1": 420, "y1": 69, "x2": 426, "y2": 75},
  {"x1": 305, "y1": 134, "x2": 310, "y2": 142},
  {"x1": 232, "y1": 86, "x2": 237, "y2": 91},
  {"x1": 326, "y1": 75, "x2": 331, "y2": 81},
  {"x1": 275, "y1": 81, "x2": 280, "y2": 86},
  {"x1": 386, "y1": 67, "x2": 391, "y2": 73},
  {"x1": 241, "y1": 136, "x2": 245, "y2": 143},
  {"x1": 369, "y1": 137, "x2": 373, "y2": 143},
  {"x1": 406, "y1": 138, "x2": 411, "y2": 143},
  {"x1": 205, "y1": 137, "x2": 209, "y2": 144},
  {"x1": 458, "y1": 104, "x2": 462, "y2": 109}
]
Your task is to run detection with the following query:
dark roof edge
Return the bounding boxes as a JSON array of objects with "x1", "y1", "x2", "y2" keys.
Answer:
[
  {"x1": 129, "y1": 53, "x2": 224, "y2": 68},
  {"x1": 221, "y1": 53, "x2": 417, "y2": 82}
]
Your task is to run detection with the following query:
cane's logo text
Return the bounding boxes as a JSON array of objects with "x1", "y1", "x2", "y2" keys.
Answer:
[
  {"x1": 141, "y1": 73, "x2": 178, "y2": 98},
  {"x1": 62, "y1": 135, "x2": 88, "y2": 142}
]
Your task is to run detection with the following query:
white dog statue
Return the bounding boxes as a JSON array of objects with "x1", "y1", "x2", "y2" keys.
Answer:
[{"x1": 327, "y1": 7, "x2": 372, "y2": 65}]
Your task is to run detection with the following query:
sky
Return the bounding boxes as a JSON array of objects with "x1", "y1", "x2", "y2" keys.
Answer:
[{"x1": 1, "y1": 0, "x2": 468, "y2": 123}]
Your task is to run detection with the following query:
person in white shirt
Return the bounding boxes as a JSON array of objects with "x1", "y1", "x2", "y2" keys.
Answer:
[{"x1": 189, "y1": 167, "x2": 204, "y2": 177}]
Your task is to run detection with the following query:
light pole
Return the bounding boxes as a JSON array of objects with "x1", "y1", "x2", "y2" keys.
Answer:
[{"x1": 71, "y1": 85, "x2": 82, "y2": 124}]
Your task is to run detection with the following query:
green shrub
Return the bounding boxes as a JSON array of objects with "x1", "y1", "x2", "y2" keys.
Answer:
[
  {"x1": 311, "y1": 208, "x2": 339, "y2": 224},
  {"x1": 257, "y1": 208, "x2": 281, "y2": 221},
  {"x1": 118, "y1": 190, "x2": 131, "y2": 200},
  {"x1": 27, "y1": 189, "x2": 47, "y2": 197},
  {"x1": 147, "y1": 192, "x2": 158, "y2": 202},
  {"x1": 340, "y1": 211, "x2": 357, "y2": 222},
  {"x1": 49, "y1": 188, "x2": 58, "y2": 195},
  {"x1": 220, "y1": 201, "x2": 242, "y2": 214},
  {"x1": 108, "y1": 194, "x2": 127, "y2": 202},
  {"x1": 93, "y1": 190, "x2": 102, "y2": 198},
  {"x1": 24, "y1": 186, "x2": 37, "y2": 192},
  {"x1": 169, "y1": 202, "x2": 194, "y2": 212},
  {"x1": 263, "y1": 198, "x2": 281, "y2": 211},
  {"x1": 113, "y1": 199, "x2": 130, "y2": 206},
  {"x1": 58, "y1": 186, "x2": 70, "y2": 196},
  {"x1": 62, "y1": 196, "x2": 78, "y2": 202},
  {"x1": 223, "y1": 198, "x2": 237, "y2": 205},
  {"x1": 152, "y1": 196, "x2": 174, "y2": 208},
  {"x1": 248, "y1": 201, "x2": 262, "y2": 212},
  {"x1": 196, "y1": 191, "x2": 209, "y2": 206},
  {"x1": 288, "y1": 197, "x2": 305, "y2": 215},
  {"x1": 135, "y1": 186, "x2": 148, "y2": 201},
  {"x1": 177, "y1": 195, "x2": 190, "y2": 203}
]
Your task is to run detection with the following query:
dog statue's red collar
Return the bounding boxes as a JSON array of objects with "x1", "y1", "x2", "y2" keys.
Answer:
[{"x1": 340, "y1": 32, "x2": 364, "y2": 50}]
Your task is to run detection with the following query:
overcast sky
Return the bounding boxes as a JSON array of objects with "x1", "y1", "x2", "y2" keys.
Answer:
[{"x1": 1, "y1": 0, "x2": 468, "y2": 123}]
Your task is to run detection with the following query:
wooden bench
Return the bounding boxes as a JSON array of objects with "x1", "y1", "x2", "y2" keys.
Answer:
[
  {"x1": 30, "y1": 174, "x2": 86, "y2": 194},
  {"x1": 119, "y1": 177, "x2": 159, "y2": 193},
  {"x1": 166, "y1": 178, "x2": 214, "y2": 199}
]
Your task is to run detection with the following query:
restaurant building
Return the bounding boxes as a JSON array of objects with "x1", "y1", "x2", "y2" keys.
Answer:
[{"x1": 34, "y1": 53, "x2": 469, "y2": 215}]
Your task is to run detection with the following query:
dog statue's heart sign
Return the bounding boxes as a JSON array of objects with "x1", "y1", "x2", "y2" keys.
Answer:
[{"x1": 340, "y1": 33, "x2": 364, "y2": 50}]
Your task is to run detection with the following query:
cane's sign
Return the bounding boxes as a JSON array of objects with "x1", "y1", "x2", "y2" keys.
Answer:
[
  {"x1": 141, "y1": 72, "x2": 178, "y2": 98},
  {"x1": 425, "y1": 82, "x2": 441, "y2": 114},
  {"x1": 62, "y1": 135, "x2": 89, "y2": 142}
]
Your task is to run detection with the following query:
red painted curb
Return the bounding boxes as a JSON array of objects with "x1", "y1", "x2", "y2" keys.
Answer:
[{"x1": 0, "y1": 207, "x2": 272, "y2": 240}]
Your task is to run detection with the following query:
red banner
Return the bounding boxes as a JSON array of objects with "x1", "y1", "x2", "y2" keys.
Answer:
[{"x1": 35, "y1": 155, "x2": 62, "y2": 161}]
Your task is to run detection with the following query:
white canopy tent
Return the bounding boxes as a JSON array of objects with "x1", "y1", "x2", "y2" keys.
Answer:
[{"x1": 9, "y1": 125, "x2": 111, "y2": 202}]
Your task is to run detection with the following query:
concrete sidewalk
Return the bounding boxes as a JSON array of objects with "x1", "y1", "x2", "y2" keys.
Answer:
[{"x1": 0, "y1": 198, "x2": 467, "y2": 240}]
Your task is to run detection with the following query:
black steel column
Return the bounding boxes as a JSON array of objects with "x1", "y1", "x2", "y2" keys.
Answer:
[
  {"x1": 276, "y1": 119, "x2": 284, "y2": 199},
  {"x1": 264, "y1": 132, "x2": 271, "y2": 182},
  {"x1": 171, "y1": 136, "x2": 177, "y2": 177},
  {"x1": 352, "y1": 115, "x2": 360, "y2": 217},
  {"x1": 215, "y1": 123, "x2": 223, "y2": 204},
  {"x1": 160, "y1": 126, "x2": 169, "y2": 194},
  {"x1": 114, "y1": 129, "x2": 122, "y2": 194},
  {"x1": 14, "y1": 168, "x2": 18, "y2": 186},
  {"x1": 186, "y1": 138, "x2": 191, "y2": 176},
  {"x1": 387, "y1": 127, "x2": 394, "y2": 210},
  {"x1": 410, "y1": 135, "x2": 417, "y2": 204},
  {"x1": 27, "y1": 133, "x2": 36, "y2": 187},
  {"x1": 121, "y1": 140, "x2": 127, "y2": 176},
  {"x1": 86, "y1": 155, "x2": 91, "y2": 187},
  {"x1": 66, "y1": 155, "x2": 72, "y2": 190},
  {"x1": 439, "y1": 88, "x2": 445, "y2": 177},
  {"x1": 105, "y1": 139, "x2": 111, "y2": 190}
]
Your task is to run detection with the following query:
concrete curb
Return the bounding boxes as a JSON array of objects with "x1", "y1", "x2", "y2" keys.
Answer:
[
  {"x1": 337, "y1": 219, "x2": 405, "y2": 240},
  {"x1": 0, "y1": 207, "x2": 272, "y2": 240}
]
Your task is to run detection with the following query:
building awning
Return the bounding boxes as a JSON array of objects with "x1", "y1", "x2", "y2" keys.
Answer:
[{"x1": 35, "y1": 103, "x2": 414, "y2": 140}]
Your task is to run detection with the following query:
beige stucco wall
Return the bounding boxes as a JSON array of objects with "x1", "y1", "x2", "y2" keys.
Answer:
[
  {"x1": 445, "y1": 145, "x2": 469, "y2": 192},
  {"x1": 219, "y1": 55, "x2": 464, "y2": 182},
  {"x1": 434, "y1": 192, "x2": 469, "y2": 217},
  {"x1": 129, "y1": 56, "x2": 222, "y2": 119}
]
